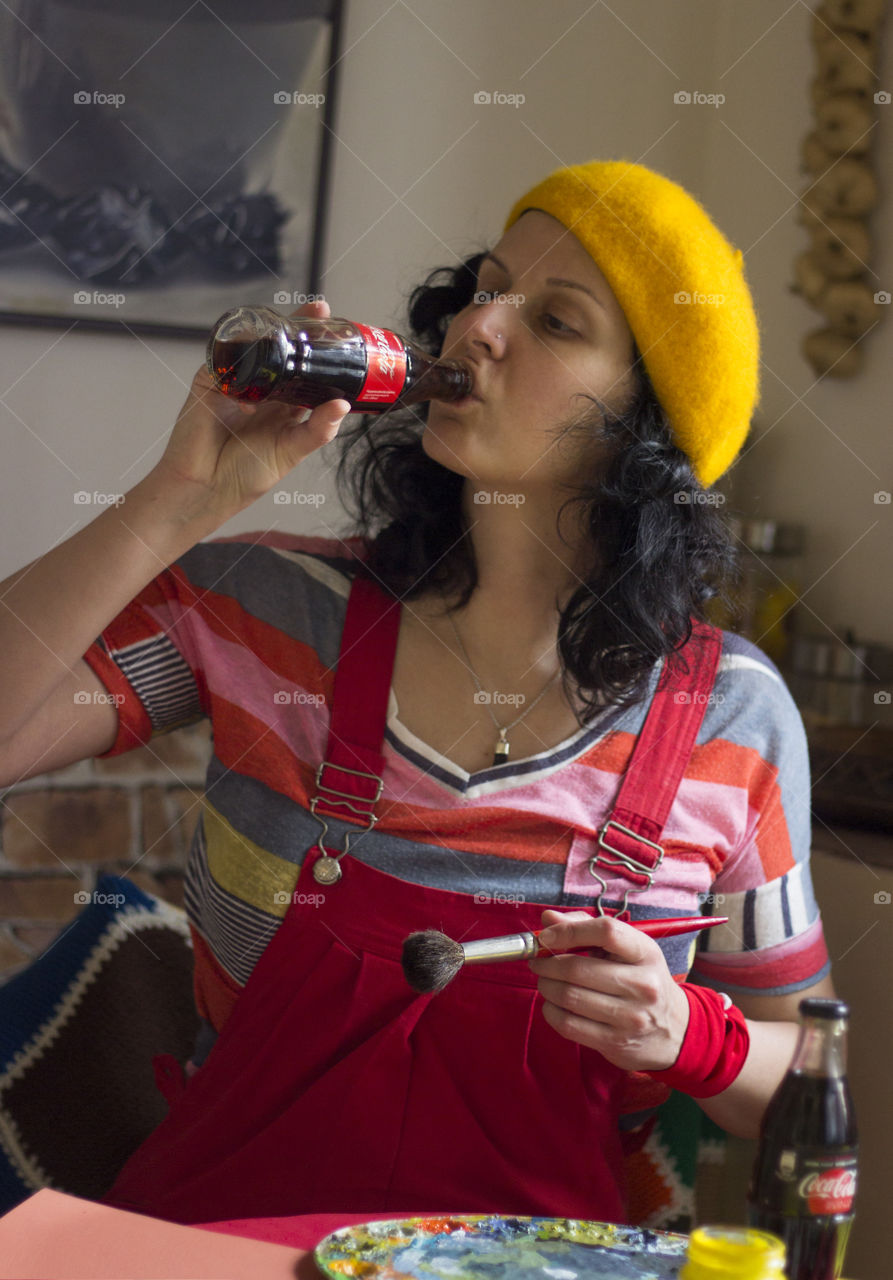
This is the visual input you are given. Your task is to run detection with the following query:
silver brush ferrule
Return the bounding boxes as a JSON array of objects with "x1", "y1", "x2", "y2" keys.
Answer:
[{"x1": 459, "y1": 931, "x2": 539, "y2": 964}]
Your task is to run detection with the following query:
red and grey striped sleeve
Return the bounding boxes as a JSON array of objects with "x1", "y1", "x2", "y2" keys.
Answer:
[
  {"x1": 689, "y1": 638, "x2": 830, "y2": 998},
  {"x1": 83, "y1": 568, "x2": 207, "y2": 756}
]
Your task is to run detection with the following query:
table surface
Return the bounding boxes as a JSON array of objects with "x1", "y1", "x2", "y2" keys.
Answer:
[{"x1": 0, "y1": 1188, "x2": 411, "y2": 1279}]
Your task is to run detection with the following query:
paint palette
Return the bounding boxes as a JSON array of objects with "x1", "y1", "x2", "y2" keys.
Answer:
[{"x1": 314, "y1": 1215, "x2": 690, "y2": 1278}]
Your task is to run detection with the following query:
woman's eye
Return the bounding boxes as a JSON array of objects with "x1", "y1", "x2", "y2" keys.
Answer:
[
  {"x1": 543, "y1": 313, "x2": 575, "y2": 335},
  {"x1": 468, "y1": 292, "x2": 577, "y2": 336}
]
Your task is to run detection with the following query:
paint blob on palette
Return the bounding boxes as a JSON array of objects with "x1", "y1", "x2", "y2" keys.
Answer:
[{"x1": 314, "y1": 1215, "x2": 689, "y2": 1279}]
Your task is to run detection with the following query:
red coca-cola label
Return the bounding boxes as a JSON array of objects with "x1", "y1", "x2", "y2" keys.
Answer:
[
  {"x1": 354, "y1": 322, "x2": 407, "y2": 405},
  {"x1": 799, "y1": 1167, "x2": 857, "y2": 1215},
  {"x1": 765, "y1": 1145, "x2": 858, "y2": 1219}
]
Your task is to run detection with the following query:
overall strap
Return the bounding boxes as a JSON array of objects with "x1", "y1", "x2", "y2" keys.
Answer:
[
  {"x1": 311, "y1": 573, "x2": 401, "y2": 831},
  {"x1": 591, "y1": 620, "x2": 723, "y2": 908}
]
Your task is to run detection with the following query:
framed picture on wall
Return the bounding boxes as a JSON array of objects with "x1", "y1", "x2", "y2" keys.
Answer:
[{"x1": 0, "y1": 0, "x2": 344, "y2": 338}]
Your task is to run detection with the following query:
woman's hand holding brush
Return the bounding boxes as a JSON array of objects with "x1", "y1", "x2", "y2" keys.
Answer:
[
  {"x1": 400, "y1": 908, "x2": 749, "y2": 1097},
  {"x1": 528, "y1": 909, "x2": 692, "y2": 1075}
]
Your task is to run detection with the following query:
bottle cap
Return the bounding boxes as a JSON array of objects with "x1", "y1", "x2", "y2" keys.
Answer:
[{"x1": 799, "y1": 996, "x2": 849, "y2": 1020}]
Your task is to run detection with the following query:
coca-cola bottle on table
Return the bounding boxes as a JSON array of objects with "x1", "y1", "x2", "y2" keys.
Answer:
[
  {"x1": 747, "y1": 997, "x2": 858, "y2": 1280},
  {"x1": 206, "y1": 306, "x2": 472, "y2": 411}
]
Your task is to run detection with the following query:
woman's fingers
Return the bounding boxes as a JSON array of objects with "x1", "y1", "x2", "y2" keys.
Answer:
[
  {"x1": 531, "y1": 948, "x2": 663, "y2": 1002},
  {"x1": 536, "y1": 908, "x2": 653, "y2": 964},
  {"x1": 530, "y1": 907, "x2": 690, "y2": 1071},
  {"x1": 289, "y1": 297, "x2": 330, "y2": 321}
]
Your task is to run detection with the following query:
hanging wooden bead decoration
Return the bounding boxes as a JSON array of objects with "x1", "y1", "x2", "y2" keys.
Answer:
[{"x1": 793, "y1": 1, "x2": 889, "y2": 377}]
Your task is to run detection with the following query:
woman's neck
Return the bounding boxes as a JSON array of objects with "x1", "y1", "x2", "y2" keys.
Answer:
[
  {"x1": 460, "y1": 483, "x2": 587, "y2": 613},
  {"x1": 417, "y1": 484, "x2": 590, "y2": 677}
]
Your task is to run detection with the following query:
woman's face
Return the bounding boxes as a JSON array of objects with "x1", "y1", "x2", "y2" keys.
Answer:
[{"x1": 423, "y1": 209, "x2": 638, "y2": 497}]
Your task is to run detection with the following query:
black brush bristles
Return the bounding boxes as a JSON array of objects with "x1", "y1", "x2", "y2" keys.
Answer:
[{"x1": 402, "y1": 929, "x2": 465, "y2": 993}]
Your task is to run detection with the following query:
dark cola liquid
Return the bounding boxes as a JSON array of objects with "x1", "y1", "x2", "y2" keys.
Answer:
[
  {"x1": 748, "y1": 1073, "x2": 857, "y2": 1280},
  {"x1": 208, "y1": 330, "x2": 370, "y2": 409},
  {"x1": 207, "y1": 308, "x2": 470, "y2": 412},
  {"x1": 751, "y1": 1208, "x2": 852, "y2": 1280}
]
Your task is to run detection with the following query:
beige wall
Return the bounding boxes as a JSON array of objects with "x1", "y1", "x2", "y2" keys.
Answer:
[{"x1": 702, "y1": 5, "x2": 893, "y2": 649}]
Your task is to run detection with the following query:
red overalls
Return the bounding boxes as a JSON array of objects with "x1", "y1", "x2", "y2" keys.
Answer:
[{"x1": 103, "y1": 576, "x2": 721, "y2": 1225}]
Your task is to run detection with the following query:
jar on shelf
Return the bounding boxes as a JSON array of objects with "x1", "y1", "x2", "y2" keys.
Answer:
[
  {"x1": 789, "y1": 631, "x2": 893, "y2": 730},
  {"x1": 709, "y1": 519, "x2": 806, "y2": 666}
]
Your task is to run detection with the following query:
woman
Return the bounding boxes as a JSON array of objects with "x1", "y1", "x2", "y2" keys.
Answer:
[{"x1": 0, "y1": 160, "x2": 834, "y2": 1225}]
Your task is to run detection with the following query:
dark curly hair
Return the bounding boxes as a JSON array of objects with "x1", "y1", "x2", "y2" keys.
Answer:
[{"x1": 334, "y1": 251, "x2": 739, "y2": 723}]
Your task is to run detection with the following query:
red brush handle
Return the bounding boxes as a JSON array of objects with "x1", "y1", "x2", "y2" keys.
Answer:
[
  {"x1": 532, "y1": 915, "x2": 728, "y2": 956},
  {"x1": 632, "y1": 915, "x2": 728, "y2": 939}
]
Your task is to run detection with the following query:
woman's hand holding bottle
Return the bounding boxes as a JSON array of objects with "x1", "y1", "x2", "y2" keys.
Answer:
[
  {"x1": 0, "y1": 302, "x2": 351, "y2": 775},
  {"x1": 148, "y1": 299, "x2": 352, "y2": 531}
]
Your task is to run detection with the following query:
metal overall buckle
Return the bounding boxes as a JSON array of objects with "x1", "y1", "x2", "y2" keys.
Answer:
[
  {"x1": 308, "y1": 760, "x2": 384, "y2": 885},
  {"x1": 588, "y1": 819, "x2": 665, "y2": 916}
]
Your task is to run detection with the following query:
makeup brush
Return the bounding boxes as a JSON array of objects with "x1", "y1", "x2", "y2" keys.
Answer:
[{"x1": 402, "y1": 915, "x2": 729, "y2": 995}]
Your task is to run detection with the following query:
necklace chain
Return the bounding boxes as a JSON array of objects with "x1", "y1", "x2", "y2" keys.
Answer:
[{"x1": 445, "y1": 609, "x2": 562, "y2": 765}]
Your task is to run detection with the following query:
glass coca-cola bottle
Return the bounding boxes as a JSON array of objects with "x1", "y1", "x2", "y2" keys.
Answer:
[
  {"x1": 747, "y1": 997, "x2": 858, "y2": 1280},
  {"x1": 206, "y1": 306, "x2": 472, "y2": 412}
]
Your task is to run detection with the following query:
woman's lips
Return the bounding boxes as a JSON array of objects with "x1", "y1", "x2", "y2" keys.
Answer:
[
  {"x1": 441, "y1": 394, "x2": 482, "y2": 410},
  {"x1": 446, "y1": 383, "x2": 483, "y2": 408}
]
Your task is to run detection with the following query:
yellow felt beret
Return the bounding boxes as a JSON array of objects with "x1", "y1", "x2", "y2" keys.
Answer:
[{"x1": 504, "y1": 160, "x2": 760, "y2": 488}]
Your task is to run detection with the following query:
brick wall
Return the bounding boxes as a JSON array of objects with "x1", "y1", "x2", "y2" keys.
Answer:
[{"x1": 0, "y1": 722, "x2": 211, "y2": 983}]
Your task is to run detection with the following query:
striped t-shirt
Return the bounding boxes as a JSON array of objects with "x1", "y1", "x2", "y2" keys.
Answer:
[{"x1": 84, "y1": 531, "x2": 830, "y2": 1044}]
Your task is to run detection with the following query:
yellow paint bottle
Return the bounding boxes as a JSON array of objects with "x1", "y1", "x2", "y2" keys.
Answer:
[{"x1": 680, "y1": 1225, "x2": 787, "y2": 1278}]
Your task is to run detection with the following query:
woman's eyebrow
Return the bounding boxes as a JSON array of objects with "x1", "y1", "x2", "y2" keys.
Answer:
[{"x1": 480, "y1": 251, "x2": 606, "y2": 311}]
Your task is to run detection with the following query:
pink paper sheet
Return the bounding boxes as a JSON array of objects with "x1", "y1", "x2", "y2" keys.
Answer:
[{"x1": 0, "y1": 1188, "x2": 308, "y2": 1279}]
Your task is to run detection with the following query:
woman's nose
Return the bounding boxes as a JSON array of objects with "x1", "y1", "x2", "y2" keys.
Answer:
[{"x1": 468, "y1": 298, "x2": 509, "y2": 356}]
